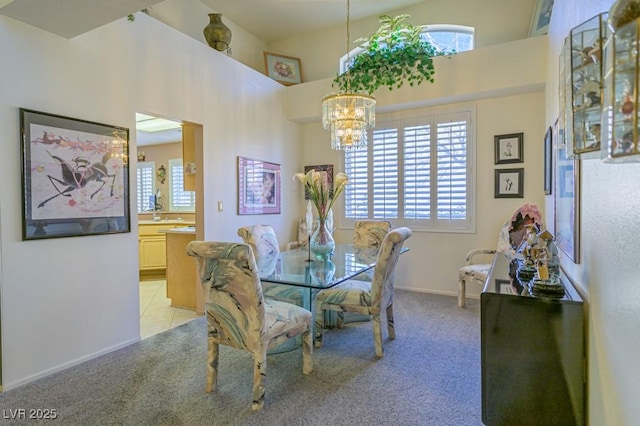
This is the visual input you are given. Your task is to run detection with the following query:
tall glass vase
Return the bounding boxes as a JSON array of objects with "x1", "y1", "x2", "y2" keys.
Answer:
[{"x1": 310, "y1": 217, "x2": 335, "y2": 259}]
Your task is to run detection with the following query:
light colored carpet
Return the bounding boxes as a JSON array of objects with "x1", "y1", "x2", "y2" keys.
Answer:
[{"x1": 0, "y1": 291, "x2": 482, "y2": 425}]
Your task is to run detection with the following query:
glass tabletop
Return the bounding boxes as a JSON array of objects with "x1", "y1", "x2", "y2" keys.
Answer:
[{"x1": 259, "y1": 244, "x2": 381, "y2": 289}]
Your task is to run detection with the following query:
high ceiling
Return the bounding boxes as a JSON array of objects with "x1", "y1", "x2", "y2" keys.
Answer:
[
  {"x1": 0, "y1": 0, "x2": 425, "y2": 42},
  {"x1": 198, "y1": 0, "x2": 425, "y2": 42}
]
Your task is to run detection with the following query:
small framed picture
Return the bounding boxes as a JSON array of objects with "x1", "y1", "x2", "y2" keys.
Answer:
[
  {"x1": 495, "y1": 168, "x2": 524, "y2": 198},
  {"x1": 544, "y1": 125, "x2": 553, "y2": 195},
  {"x1": 263, "y1": 52, "x2": 303, "y2": 86},
  {"x1": 529, "y1": 0, "x2": 554, "y2": 37},
  {"x1": 237, "y1": 156, "x2": 281, "y2": 215},
  {"x1": 494, "y1": 133, "x2": 524, "y2": 164},
  {"x1": 495, "y1": 278, "x2": 514, "y2": 294}
]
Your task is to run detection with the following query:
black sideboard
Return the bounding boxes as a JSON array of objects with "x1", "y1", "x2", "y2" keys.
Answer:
[{"x1": 481, "y1": 253, "x2": 585, "y2": 426}]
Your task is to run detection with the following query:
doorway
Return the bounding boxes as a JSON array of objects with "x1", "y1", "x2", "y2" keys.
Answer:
[{"x1": 135, "y1": 113, "x2": 202, "y2": 338}]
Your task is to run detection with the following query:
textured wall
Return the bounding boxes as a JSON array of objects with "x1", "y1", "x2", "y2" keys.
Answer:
[{"x1": 547, "y1": 1, "x2": 640, "y2": 424}]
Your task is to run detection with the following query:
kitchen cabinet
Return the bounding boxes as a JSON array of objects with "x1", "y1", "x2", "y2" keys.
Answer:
[
  {"x1": 161, "y1": 227, "x2": 202, "y2": 314},
  {"x1": 182, "y1": 122, "x2": 200, "y2": 191},
  {"x1": 138, "y1": 221, "x2": 193, "y2": 279}
]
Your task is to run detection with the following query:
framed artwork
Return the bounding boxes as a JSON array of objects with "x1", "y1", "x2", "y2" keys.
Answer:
[
  {"x1": 494, "y1": 133, "x2": 524, "y2": 164},
  {"x1": 20, "y1": 108, "x2": 130, "y2": 240},
  {"x1": 529, "y1": 0, "x2": 554, "y2": 37},
  {"x1": 494, "y1": 168, "x2": 524, "y2": 198},
  {"x1": 554, "y1": 144, "x2": 581, "y2": 263},
  {"x1": 544, "y1": 125, "x2": 553, "y2": 195},
  {"x1": 495, "y1": 278, "x2": 514, "y2": 294},
  {"x1": 263, "y1": 52, "x2": 303, "y2": 86},
  {"x1": 237, "y1": 156, "x2": 281, "y2": 215},
  {"x1": 304, "y1": 164, "x2": 333, "y2": 200}
]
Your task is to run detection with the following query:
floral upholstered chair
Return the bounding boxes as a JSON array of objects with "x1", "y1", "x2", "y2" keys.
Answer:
[
  {"x1": 316, "y1": 227, "x2": 412, "y2": 358},
  {"x1": 237, "y1": 225, "x2": 303, "y2": 306},
  {"x1": 351, "y1": 220, "x2": 392, "y2": 281},
  {"x1": 324, "y1": 220, "x2": 392, "y2": 328},
  {"x1": 186, "y1": 241, "x2": 313, "y2": 412},
  {"x1": 352, "y1": 220, "x2": 392, "y2": 248}
]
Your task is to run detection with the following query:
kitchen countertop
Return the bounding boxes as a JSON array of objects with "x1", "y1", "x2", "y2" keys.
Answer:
[
  {"x1": 139, "y1": 220, "x2": 195, "y2": 226},
  {"x1": 158, "y1": 226, "x2": 196, "y2": 234}
]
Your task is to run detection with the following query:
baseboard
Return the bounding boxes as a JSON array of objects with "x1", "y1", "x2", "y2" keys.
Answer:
[
  {"x1": 1, "y1": 337, "x2": 140, "y2": 391},
  {"x1": 395, "y1": 285, "x2": 479, "y2": 299}
]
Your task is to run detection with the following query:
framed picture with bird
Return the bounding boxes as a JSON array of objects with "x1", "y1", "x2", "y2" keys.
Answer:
[{"x1": 20, "y1": 108, "x2": 130, "y2": 240}]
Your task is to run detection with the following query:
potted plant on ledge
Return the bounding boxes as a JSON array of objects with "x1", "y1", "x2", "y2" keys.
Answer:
[{"x1": 333, "y1": 14, "x2": 451, "y2": 95}]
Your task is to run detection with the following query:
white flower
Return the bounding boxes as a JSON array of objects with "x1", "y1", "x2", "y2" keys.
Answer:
[{"x1": 293, "y1": 169, "x2": 349, "y2": 220}]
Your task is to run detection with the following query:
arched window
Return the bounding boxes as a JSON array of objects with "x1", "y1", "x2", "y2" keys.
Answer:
[{"x1": 339, "y1": 24, "x2": 474, "y2": 73}]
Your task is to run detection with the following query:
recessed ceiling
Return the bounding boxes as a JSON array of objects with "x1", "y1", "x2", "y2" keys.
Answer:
[{"x1": 136, "y1": 113, "x2": 182, "y2": 146}]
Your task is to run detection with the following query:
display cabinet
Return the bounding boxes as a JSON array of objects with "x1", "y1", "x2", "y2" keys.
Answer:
[
  {"x1": 601, "y1": 16, "x2": 640, "y2": 161},
  {"x1": 570, "y1": 13, "x2": 608, "y2": 156}
]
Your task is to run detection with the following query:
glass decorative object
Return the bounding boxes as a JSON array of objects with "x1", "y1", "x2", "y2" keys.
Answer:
[
  {"x1": 569, "y1": 13, "x2": 608, "y2": 157},
  {"x1": 608, "y1": 0, "x2": 640, "y2": 30},
  {"x1": 601, "y1": 12, "x2": 640, "y2": 161},
  {"x1": 309, "y1": 217, "x2": 335, "y2": 259}
]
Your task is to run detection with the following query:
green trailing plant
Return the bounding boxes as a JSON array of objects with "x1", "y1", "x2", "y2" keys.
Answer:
[{"x1": 334, "y1": 14, "x2": 451, "y2": 95}]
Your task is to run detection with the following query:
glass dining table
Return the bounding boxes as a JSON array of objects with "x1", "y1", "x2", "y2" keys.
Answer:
[{"x1": 258, "y1": 243, "x2": 407, "y2": 347}]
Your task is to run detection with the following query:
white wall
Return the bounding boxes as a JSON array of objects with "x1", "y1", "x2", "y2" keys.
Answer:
[
  {"x1": 298, "y1": 94, "x2": 545, "y2": 296},
  {"x1": 148, "y1": 0, "x2": 268, "y2": 74},
  {"x1": 547, "y1": 1, "x2": 640, "y2": 424},
  {"x1": 268, "y1": 0, "x2": 540, "y2": 82},
  {"x1": 0, "y1": 13, "x2": 300, "y2": 389}
]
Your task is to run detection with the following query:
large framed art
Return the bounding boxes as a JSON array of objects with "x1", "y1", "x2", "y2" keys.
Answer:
[
  {"x1": 554, "y1": 136, "x2": 581, "y2": 263},
  {"x1": 544, "y1": 126, "x2": 553, "y2": 195},
  {"x1": 20, "y1": 108, "x2": 130, "y2": 240},
  {"x1": 237, "y1": 156, "x2": 281, "y2": 215}
]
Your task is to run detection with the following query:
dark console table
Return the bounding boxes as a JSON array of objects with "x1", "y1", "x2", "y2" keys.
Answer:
[{"x1": 481, "y1": 253, "x2": 585, "y2": 426}]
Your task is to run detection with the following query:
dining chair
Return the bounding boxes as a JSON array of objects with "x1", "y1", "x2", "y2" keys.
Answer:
[
  {"x1": 186, "y1": 241, "x2": 313, "y2": 411},
  {"x1": 237, "y1": 225, "x2": 304, "y2": 306},
  {"x1": 352, "y1": 220, "x2": 392, "y2": 248},
  {"x1": 316, "y1": 227, "x2": 412, "y2": 358},
  {"x1": 328, "y1": 220, "x2": 392, "y2": 328}
]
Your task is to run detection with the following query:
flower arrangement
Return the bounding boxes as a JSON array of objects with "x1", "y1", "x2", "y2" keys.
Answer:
[{"x1": 293, "y1": 169, "x2": 348, "y2": 221}]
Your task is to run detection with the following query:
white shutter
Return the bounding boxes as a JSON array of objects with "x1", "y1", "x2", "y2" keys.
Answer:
[
  {"x1": 404, "y1": 125, "x2": 431, "y2": 219},
  {"x1": 341, "y1": 108, "x2": 473, "y2": 232},
  {"x1": 344, "y1": 146, "x2": 369, "y2": 219},
  {"x1": 136, "y1": 162, "x2": 155, "y2": 213},
  {"x1": 436, "y1": 119, "x2": 467, "y2": 220},
  {"x1": 372, "y1": 128, "x2": 399, "y2": 219},
  {"x1": 169, "y1": 159, "x2": 195, "y2": 212}
]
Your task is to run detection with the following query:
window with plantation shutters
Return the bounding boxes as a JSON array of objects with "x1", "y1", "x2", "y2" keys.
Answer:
[
  {"x1": 343, "y1": 109, "x2": 474, "y2": 232},
  {"x1": 136, "y1": 161, "x2": 155, "y2": 213},
  {"x1": 168, "y1": 158, "x2": 195, "y2": 212}
]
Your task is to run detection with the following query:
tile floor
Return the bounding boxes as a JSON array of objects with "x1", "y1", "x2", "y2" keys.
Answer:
[{"x1": 139, "y1": 279, "x2": 201, "y2": 339}]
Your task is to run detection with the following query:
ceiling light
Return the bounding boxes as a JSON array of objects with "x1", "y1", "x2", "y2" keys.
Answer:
[
  {"x1": 135, "y1": 113, "x2": 182, "y2": 133},
  {"x1": 321, "y1": 0, "x2": 375, "y2": 150}
]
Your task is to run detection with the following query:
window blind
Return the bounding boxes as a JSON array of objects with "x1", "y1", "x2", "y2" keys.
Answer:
[
  {"x1": 343, "y1": 109, "x2": 473, "y2": 231},
  {"x1": 136, "y1": 162, "x2": 155, "y2": 213}
]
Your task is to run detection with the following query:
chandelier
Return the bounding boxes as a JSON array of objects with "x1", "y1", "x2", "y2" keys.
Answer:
[{"x1": 321, "y1": 0, "x2": 375, "y2": 150}]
